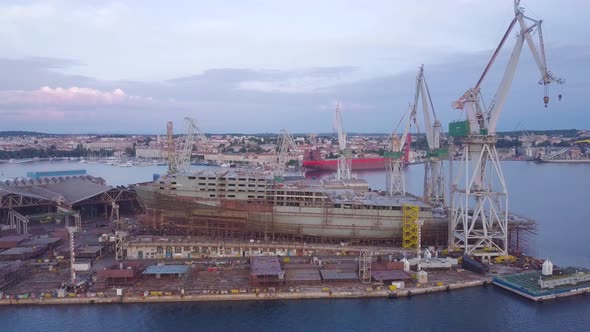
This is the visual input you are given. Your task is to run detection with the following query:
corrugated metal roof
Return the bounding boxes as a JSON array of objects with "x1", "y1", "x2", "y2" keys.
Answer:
[
  {"x1": 0, "y1": 176, "x2": 110, "y2": 205},
  {"x1": 371, "y1": 270, "x2": 412, "y2": 281},
  {"x1": 143, "y1": 265, "x2": 189, "y2": 275},
  {"x1": 43, "y1": 179, "x2": 110, "y2": 204},
  {"x1": 250, "y1": 256, "x2": 282, "y2": 276}
]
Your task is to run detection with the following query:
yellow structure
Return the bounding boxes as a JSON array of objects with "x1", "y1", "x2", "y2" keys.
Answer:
[
  {"x1": 493, "y1": 255, "x2": 517, "y2": 264},
  {"x1": 402, "y1": 204, "x2": 419, "y2": 249}
]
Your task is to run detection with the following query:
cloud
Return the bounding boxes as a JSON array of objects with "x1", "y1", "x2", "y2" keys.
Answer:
[
  {"x1": 236, "y1": 66, "x2": 361, "y2": 93},
  {"x1": 0, "y1": 42, "x2": 585, "y2": 134},
  {"x1": 0, "y1": 2, "x2": 56, "y2": 20},
  {"x1": 0, "y1": 86, "x2": 152, "y2": 107}
]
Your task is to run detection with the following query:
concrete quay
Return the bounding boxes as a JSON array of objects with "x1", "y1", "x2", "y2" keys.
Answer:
[{"x1": 0, "y1": 278, "x2": 491, "y2": 306}]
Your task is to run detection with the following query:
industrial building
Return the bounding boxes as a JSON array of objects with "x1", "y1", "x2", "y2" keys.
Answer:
[
  {"x1": 143, "y1": 265, "x2": 189, "y2": 279},
  {"x1": 0, "y1": 172, "x2": 138, "y2": 235},
  {"x1": 250, "y1": 256, "x2": 284, "y2": 286}
]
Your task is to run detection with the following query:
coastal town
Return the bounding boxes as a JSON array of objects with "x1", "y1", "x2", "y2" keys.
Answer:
[{"x1": 1, "y1": 128, "x2": 590, "y2": 166}]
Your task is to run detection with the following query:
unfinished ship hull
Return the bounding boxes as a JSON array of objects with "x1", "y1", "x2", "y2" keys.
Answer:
[{"x1": 135, "y1": 169, "x2": 447, "y2": 245}]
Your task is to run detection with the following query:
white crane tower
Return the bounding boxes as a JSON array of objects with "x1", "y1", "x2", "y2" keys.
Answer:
[
  {"x1": 273, "y1": 129, "x2": 300, "y2": 179},
  {"x1": 334, "y1": 104, "x2": 352, "y2": 181},
  {"x1": 386, "y1": 79, "x2": 424, "y2": 197},
  {"x1": 412, "y1": 66, "x2": 446, "y2": 208},
  {"x1": 168, "y1": 117, "x2": 209, "y2": 174},
  {"x1": 385, "y1": 108, "x2": 411, "y2": 196},
  {"x1": 449, "y1": 0, "x2": 563, "y2": 260}
]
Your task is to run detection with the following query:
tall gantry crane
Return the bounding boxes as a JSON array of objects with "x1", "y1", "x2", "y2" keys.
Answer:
[
  {"x1": 386, "y1": 96, "x2": 416, "y2": 196},
  {"x1": 334, "y1": 104, "x2": 352, "y2": 181},
  {"x1": 168, "y1": 117, "x2": 210, "y2": 174},
  {"x1": 273, "y1": 129, "x2": 300, "y2": 179},
  {"x1": 449, "y1": 0, "x2": 563, "y2": 260},
  {"x1": 412, "y1": 66, "x2": 446, "y2": 208}
]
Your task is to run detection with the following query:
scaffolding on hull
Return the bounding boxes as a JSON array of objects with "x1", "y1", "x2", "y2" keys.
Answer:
[{"x1": 402, "y1": 204, "x2": 419, "y2": 249}]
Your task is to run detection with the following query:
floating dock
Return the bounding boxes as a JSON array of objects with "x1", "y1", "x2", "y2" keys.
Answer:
[{"x1": 493, "y1": 267, "x2": 590, "y2": 301}]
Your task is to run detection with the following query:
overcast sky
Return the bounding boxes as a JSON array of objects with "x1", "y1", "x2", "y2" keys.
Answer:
[{"x1": 0, "y1": 0, "x2": 587, "y2": 134}]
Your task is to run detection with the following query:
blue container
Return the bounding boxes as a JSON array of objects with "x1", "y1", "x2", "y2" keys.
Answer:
[
  {"x1": 27, "y1": 169, "x2": 86, "y2": 180},
  {"x1": 153, "y1": 173, "x2": 161, "y2": 181}
]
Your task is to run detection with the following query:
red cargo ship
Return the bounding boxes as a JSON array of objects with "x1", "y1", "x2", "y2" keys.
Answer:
[
  {"x1": 303, "y1": 133, "x2": 411, "y2": 171},
  {"x1": 303, "y1": 158, "x2": 388, "y2": 171}
]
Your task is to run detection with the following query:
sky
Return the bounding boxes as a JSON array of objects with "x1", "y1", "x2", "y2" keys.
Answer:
[{"x1": 0, "y1": 0, "x2": 588, "y2": 134}]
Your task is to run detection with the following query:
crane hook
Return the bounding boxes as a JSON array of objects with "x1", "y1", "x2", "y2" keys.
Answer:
[
  {"x1": 543, "y1": 95, "x2": 549, "y2": 107},
  {"x1": 558, "y1": 94, "x2": 562, "y2": 101}
]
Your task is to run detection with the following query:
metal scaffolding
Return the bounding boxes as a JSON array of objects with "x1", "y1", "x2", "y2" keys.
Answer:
[
  {"x1": 358, "y1": 249, "x2": 372, "y2": 283},
  {"x1": 115, "y1": 231, "x2": 128, "y2": 260},
  {"x1": 402, "y1": 204, "x2": 419, "y2": 249},
  {"x1": 8, "y1": 209, "x2": 28, "y2": 235}
]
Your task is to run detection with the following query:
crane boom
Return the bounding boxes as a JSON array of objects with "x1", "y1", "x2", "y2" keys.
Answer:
[
  {"x1": 453, "y1": 0, "x2": 563, "y2": 135},
  {"x1": 333, "y1": 104, "x2": 347, "y2": 151},
  {"x1": 171, "y1": 117, "x2": 210, "y2": 174},
  {"x1": 449, "y1": 0, "x2": 563, "y2": 260},
  {"x1": 396, "y1": 105, "x2": 414, "y2": 153},
  {"x1": 333, "y1": 104, "x2": 352, "y2": 181},
  {"x1": 274, "y1": 129, "x2": 300, "y2": 178},
  {"x1": 413, "y1": 65, "x2": 439, "y2": 150}
]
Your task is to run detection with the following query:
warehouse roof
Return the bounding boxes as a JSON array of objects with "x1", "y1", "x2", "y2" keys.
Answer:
[
  {"x1": 320, "y1": 270, "x2": 358, "y2": 281},
  {"x1": 251, "y1": 256, "x2": 282, "y2": 276},
  {"x1": 20, "y1": 237, "x2": 62, "y2": 247},
  {"x1": 0, "y1": 175, "x2": 110, "y2": 205},
  {"x1": 42, "y1": 179, "x2": 110, "y2": 204},
  {"x1": 371, "y1": 270, "x2": 412, "y2": 282}
]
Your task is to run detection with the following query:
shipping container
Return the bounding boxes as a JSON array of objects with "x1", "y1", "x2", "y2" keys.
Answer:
[
  {"x1": 449, "y1": 121, "x2": 470, "y2": 137},
  {"x1": 384, "y1": 151, "x2": 403, "y2": 159}
]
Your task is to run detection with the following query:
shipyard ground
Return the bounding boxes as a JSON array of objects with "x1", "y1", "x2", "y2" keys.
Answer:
[
  {"x1": 0, "y1": 257, "x2": 501, "y2": 305},
  {"x1": 0, "y1": 220, "x2": 535, "y2": 306}
]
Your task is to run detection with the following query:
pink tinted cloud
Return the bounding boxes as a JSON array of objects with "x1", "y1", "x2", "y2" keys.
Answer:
[{"x1": 0, "y1": 86, "x2": 152, "y2": 106}]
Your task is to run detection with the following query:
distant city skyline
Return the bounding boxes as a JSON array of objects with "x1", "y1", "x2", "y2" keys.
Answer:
[{"x1": 0, "y1": 1, "x2": 587, "y2": 134}]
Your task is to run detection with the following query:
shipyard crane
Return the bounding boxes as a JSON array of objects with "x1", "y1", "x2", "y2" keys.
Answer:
[
  {"x1": 386, "y1": 102, "x2": 414, "y2": 196},
  {"x1": 273, "y1": 129, "x2": 300, "y2": 179},
  {"x1": 334, "y1": 104, "x2": 352, "y2": 181},
  {"x1": 449, "y1": 0, "x2": 563, "y2": 260},
  {"x1": 166, "y1": 121, "x2": 175, "y2": 174},
  {"x1": 412, "y1": 66, "x2": 446, "y2": 207},
  {"x1": 168, "y1": 117, "x2": 210, "y2": 174}
]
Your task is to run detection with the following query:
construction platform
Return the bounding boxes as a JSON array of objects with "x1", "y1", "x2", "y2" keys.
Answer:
[{"x1": 493, "y1": 267, "x2": 590, "y2": 301}]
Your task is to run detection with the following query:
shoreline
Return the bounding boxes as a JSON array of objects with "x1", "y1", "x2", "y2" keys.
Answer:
[{"x1": 0, "y1": 279, "x2": 491, "y2": 306}]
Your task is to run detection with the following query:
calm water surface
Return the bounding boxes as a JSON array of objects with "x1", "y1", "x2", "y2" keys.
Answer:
[{"x1": 1, "y1": 160, "x2": 589, "y2": 331}]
